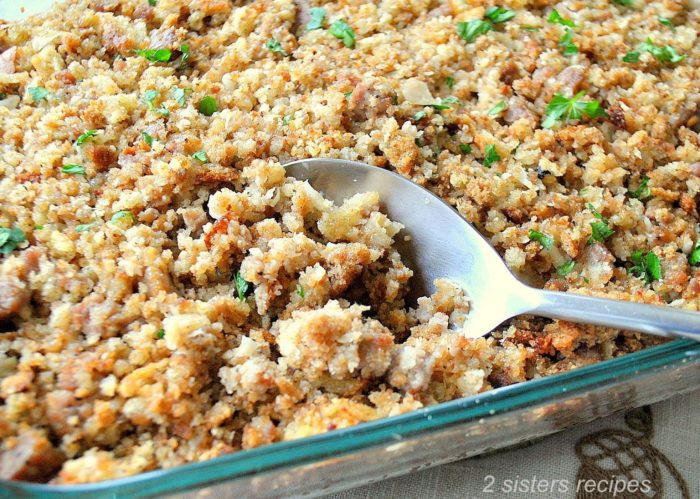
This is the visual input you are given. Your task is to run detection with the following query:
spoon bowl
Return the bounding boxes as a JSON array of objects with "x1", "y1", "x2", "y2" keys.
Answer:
[{"x1": 285, "y1": 158, "x2": 700, "y2": 341}]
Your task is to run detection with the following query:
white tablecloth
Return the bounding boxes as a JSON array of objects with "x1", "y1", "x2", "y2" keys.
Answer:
[{"x1": 326, "y1": 391, "x2": 699, "y2": 499}]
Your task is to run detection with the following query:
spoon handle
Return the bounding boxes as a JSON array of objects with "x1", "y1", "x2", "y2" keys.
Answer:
[{"x1": 523, "y1": 287, "x2": 700, "y2": 341}]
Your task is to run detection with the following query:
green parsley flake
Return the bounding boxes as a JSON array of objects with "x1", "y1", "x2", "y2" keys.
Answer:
[
  {"x1": 521, "y1": 25, "x2": 541, "y2": 32},
  {"x1": 156, "y1": 105, "x2": 170, "y2": 117},
  {"x1": 689, "y1": 241, "x2": 700, "y2": 266},
  {"x1": 192, "y1": 150, "x2": 208, "y2": 162},
  {"x1": 198, "y1": 96, "x2": 218, "y2": 116},
  {"x1": 135, "y1": 48, "x2": 172, "y2": 63},
  {"x1": 457, "y1": 19, "x2": 493, "y2": 44},
  {"x1": 76, "y1": 221, "x2": 100, "y2": 233},
  {"x1": 148, "y1": 0, "x2": 156, "y2": 6},
  {"x1": 75, "y1": 130, "x2": 99, "y2": 146},
  {"x1": 178, "y1": 44, "x2": 190, "y2": 69},
  {"x1": 558, "y1": 28, "x2": 578, "y2": 56},
  {"x1": 142, "y1": 131, "x2": 154, "y2": 147},
  {"x1": 613, "y1": 0, "x2": 632, "y2": 5},
  {"x1": 234, "y1": 271, "x2": 250, "y2": 301},
  {"x1": 446, "y1": 76, "x2": 455, "y2": 89},
  {"x1": 413, "y1": 110, "x2": 427, "y2": 121},
  {"x1": 483, "y1": 144, "x2": 501, "y2": 167},
  {"x1": 172, "y1": 87, "x2": 192, "y2": 107},
  {"x1": 28, "y1": 87, "x2": 50, "y2": 102},
  {"x1": 111, "y1": 210, "x2": 136, "y2": 224},
  {"x1": 35, "y1": 225, "x2": 44, "y2": 230},
  {"x1": 487, "y1": 100, "x2": 506, "y2": 116},
  {"x1": 297, "y1": 284, "x2": 305, "y2": 298},
  {"x1": 628, "y1": 176, "x2": 651, "y2": 200},
  {"x1": 637, "y1": 38, "x2": 685, "y2": 64},
  {"x1": 547, "y1": 9, "x2": 575, "y2": 27},
  {"x1": 542, "y1": 91, "x2": 607, "y2": 129},
  {"x1": 329, "y1": 20, "x2": 356, "y2": 48},
  {"x1": 459, "y1": 143, "x2": 472, "y2": 154},
  {"x1": 556, "y1": 260, "x2": 576, "y2": 276},
  {"x1": 658, "y1": 17, "x2": 674, "y2": 29},
  {"x1": 156, "y1": 328, "x2": 165, "y2": 339},
  {"x1": 307, "y1": 7, "x2": 326, "y2": 30},
  {"x1": 457, "y1": 6, "x2": 514, "y2": 44},
  {"x1": 282, "y1": 113, "x2": 293, "y2": 126},
  {"x1": 528, "y1": 229, "x2": 554, "y2": 251},
  {"x1": 265, "y1": 39, "x2": 288, "y2": 56},
  {"x1": 484, "y1": 6, "x2": 516, "y2": 24},
  {"x1": 586, "y1": 203, "x2": 615, "y2": 244},
  {"x1": 629, "y1": 251, "x2": 662, "y2": 284},
  {"x1": 143, "y1": 90, "x2": 158, "y2": 110},
  {"x1": 62, "y1": 164, "x2": 85, "y2": 175},
  {"x1": 622, "y1": 51, "x2": 640, "y2": 63},
  {"x1": 0, "y1": 227, "x2": 26, "y2": 255}
]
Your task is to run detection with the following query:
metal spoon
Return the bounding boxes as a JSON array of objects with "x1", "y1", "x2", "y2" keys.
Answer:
[{"x1": 284, "y1": 158, "x2": 700, "y2": 341}]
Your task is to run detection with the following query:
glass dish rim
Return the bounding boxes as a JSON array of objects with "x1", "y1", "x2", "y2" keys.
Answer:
[{"x1": 2, "y1": 338, "x2": 698, "y2": 497}]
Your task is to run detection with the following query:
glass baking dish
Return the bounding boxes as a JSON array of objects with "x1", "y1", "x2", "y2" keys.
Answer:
[{"x1": 2, "y1": 338, "x2": 698, "y2": 498}]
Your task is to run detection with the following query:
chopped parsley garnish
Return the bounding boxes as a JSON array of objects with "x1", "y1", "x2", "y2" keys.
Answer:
[
  {"x1": 192, "y1": 150, "x2": 208, "y2": 162},
  {"x1": 558, "y1": 28, "x2": 578, "y2": 56},
  {"x1": 528, "y1": 229, "x2": 554, "y2": 250},
  {"x1": 586, "y1": 203, "x2": 615, "y2": 244},
  {"x1": 483, "y1": 144, "x2": 501, "y2": 167},
  {"x1": 484, "y1": 6, "x2": 516, "y2": 24},
  {"x1": 0, "y1": 227, "x2": 26, "y2": 255},
  {"x1": 62, "y1": 164, "x2": 85, "y2": 175},
  {"x1": 638, "y1": 38, "x2": 685, "y2": 64},
  {"x1": 75, "y1": 129, "x2": 99, "y2": 146},
  {"x1": 143, "y1": 90, "x2": 158, "y2": 110},
  {"x1": 307, "y1": 7, "x2": 326, "y2": 30},
  {"x1": 457, "y1": 6, "x2": 514, "y2": 44},
  {"x1": 76, "y1": 221, "x2": 100, "y2": 232},
  {"x1": 35, "y1": 225, "x2": 44, "y2": 230},
  {"x1": 628, "y1": 176, "x2": 651, "y2": 199},
  {"x1": 413, "y1": 110, "x2": 427, "y2": 121},
  {"x1": 265, "y1": 39, "x2": 288, "y2": 56},
  {"x1": 234, "y1": 271, "x2": 250, "y2": 301},
  {"x1": 111, "y1": 210, "x2": 136, "y2": 224},
  {"x1": 135, "y1": 48, "x2": 172, "y2": 63},
  {"x1": 556, "y1": 260, "x2": 576, "y2": 276},
  {"x1": 658, "y1": 16, "x2": 674, "y2": 29},
  {"x1": 421, "y1": 96, "x2": 460, "y2": 111},
  {"x1": 612, "y1": 0, "x2": 632, "y2": 5},
  {"x1": 148, "y1": 0, "x2": 156, "y2": 6},
  {"x1": 142, "y1": 131, "x2": 154, "y2": 146},
  {"x1": 625, "y1": 39, "x2": 685, "y2": 64},
  {"x1": 0, "y1": 92, "x2": 6, "y2": 99},
  {"x1": 689, "y1": 241, "x2": 700, "y2": 266},
  {"x1": 542, "y1": 91, "x2": 607, "y2": 129},
  {"x1": 547, "y1": 9, "x2": 575, "y2": 27},
  {"x1": 155, "y1": 328, "x2": 165, "y2": 339},
  {"x1": 343, "y1": 91, "x2": 352, "y2": 100},
  {"x1": 156, "y1": 105, "x2": 169, "y2": 117},
  {"x1": 521, "y1": 25, "x2": 541, "y2": 32},
  {"x1": 171, "y1": 87, "x2": 192, "y2": 107},
  {"x1": 446, "y1": 76, "x2": 455, "y2": 89},
  {"x1": 28, "y1": 87, "x2": 50, "y2": 102},
  {"x1": 622, "y1": 51, "x2": 640, "y2": 63},
  {"x1": 629, "y1": 251, "x2": 662, "y2": 284},
  {"x1": 282, "y1": 113, "x2": 293, "y2": 126},
  {"x1": 457, "y1": 20, "x2": 494, "y2": 44},
  {"x1": 459, "y1": 143, "x2": 472, "y2": 154},
  {"x1": 177, "y1": 44, "x2": 190, "y2": 68},
  {"x1": 296, "y1": 284, "x2": 305, "y2": 298},
  {"x1": 198, "y1": 96, "x2": 218, "y2": 116},
  {"x1": 329, "y1": 20, "x2": 356, "y2": 48},
  {"x1": 487, "y1": 100, "x2": 506, "y2": 116}
]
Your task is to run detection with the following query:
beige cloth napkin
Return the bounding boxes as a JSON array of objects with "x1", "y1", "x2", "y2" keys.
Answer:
[{"x1": 326, "y1": 391, "x2": 699, "y2": 499}]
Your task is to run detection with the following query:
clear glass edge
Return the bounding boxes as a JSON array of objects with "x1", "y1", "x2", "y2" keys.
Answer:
[{"x1": 2, "y1": 338, "x2": 697, "y2": 498}]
